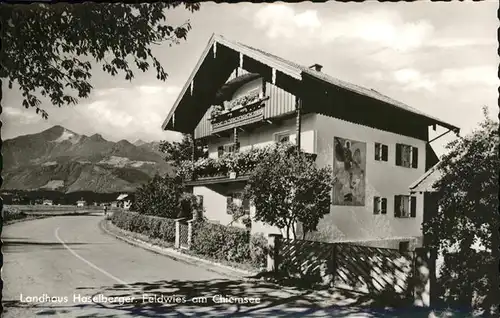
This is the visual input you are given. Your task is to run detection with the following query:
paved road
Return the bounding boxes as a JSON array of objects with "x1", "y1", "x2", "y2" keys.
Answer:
[
  {"x1": 2, "y1": 214, "x2": 229, "y2": 317},
  {"x1": 2, "y1": 215, "x2": 441, "y2": 317}
]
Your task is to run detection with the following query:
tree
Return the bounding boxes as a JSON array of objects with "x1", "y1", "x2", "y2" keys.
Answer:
[
  {"x1": 244, "y1": 143, "x2": 333, "y2": 239},
  {"x1": 133, "y1": 174, "x2": 184, "y2": 219},
  {"x1": 159, "y1": 134, "x2": 206, "y2": 167},
  {"x1": 423, "y1": 107, "x2": 499, "y2": 314},
  {"x1": 0, "y1": 2, "x2": 200, "y2": 118}
]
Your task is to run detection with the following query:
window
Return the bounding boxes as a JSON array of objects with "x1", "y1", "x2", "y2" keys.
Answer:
[
  {"x1": 394, "y1": 195, "x2": 416, "y2": 218},
  {"x1": 227, "y1": 192, "x2": 250, "y2": 215},
  {"x1": 373, "y1": 196, "x2": 387, "y2": 215},
  {"x1": 274, "y1": 131, "x2": 295, "y2": 144},
  {"x1": 374, "y1": 143, "x2": 388, "y2": 161},
  {"x1": 395, "y1": 144, "x2": 418, "y2": 168},
  {"x1": 218, "y1": 142, "x2": 240, "y2": 157}
]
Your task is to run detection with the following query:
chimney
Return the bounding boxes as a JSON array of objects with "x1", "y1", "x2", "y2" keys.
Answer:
[{"x1": 309, "y1": 63, "x2": 323, "y2": 72}]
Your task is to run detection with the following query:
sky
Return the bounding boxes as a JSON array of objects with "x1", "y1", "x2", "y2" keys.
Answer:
[{"x1": 2, "y1": 2, "x2": 498, "y2": 156}]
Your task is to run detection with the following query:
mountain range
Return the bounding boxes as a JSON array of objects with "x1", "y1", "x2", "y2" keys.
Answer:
[{"x1": 2, "y1": 126, "x2": 173, "y2": 193}]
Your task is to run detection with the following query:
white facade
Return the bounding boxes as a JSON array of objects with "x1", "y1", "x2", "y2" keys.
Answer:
[{"x1": 195, "y1": 113, "x2": 426, "y2": 242}]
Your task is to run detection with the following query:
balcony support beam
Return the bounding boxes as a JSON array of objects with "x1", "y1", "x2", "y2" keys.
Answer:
[
  {"x1": 191, "y1": 132, "x2": 196, "y2": 181},
  {"x1": 295, "y1": 97, "x2": 302, "y2": 153}
]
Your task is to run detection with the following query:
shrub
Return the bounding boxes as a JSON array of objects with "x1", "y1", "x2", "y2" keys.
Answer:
[
  {"x1": 250, "y1": 233, "x2": 268, "y2": 269},
  {"x1": 191, "y1": 220, "x2": 251, "y2": 264},
  {"x1": 3, "y1": 206, "x2": 27, "y2": 222},
  {"x1": 133, "y1": 174, "x2": 184, "y2": 218},
  {"x1": 111, "y1": 210, "x2": 176, "y2": 243}
]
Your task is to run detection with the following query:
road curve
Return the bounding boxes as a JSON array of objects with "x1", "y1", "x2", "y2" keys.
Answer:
[{"x1": 2, "y1": 214, "x2": 228, "y2": 317}]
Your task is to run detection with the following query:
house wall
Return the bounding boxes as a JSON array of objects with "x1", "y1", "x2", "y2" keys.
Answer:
[
  {"x1": 207, "y1": 114, "x2": 316, "y2": 157},
  {"x1": 311, "y1": 114, "x2": 426, "y2": 242},
  {"x1": 193, "y1": 184, "x2": 282, "y2": 236},
  {"x1": 194, "y1": 67, "x2": 297, "y2": 139}
]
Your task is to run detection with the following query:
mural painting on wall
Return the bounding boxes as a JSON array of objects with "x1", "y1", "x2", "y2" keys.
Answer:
[{"x1": 333, "y1": 137, "x2": 366, "y2": 206}]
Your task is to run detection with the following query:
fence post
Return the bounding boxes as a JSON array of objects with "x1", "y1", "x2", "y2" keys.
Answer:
[
  {"x1": 412, "y1": 247, "x2": 432, "y2": 307},
  {"x1": 187, "y1": 219, "x2": 194, "y2": 250},
  {"x1": 175, "y1": 220, "x2": 180, "y2": 249},
  {"x1": 267, "y1": 233, "x2": 282, "y2": 273}
]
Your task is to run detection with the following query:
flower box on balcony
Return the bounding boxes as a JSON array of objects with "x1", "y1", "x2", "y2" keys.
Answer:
[{"x1": 209, "y1": 92, "x2": 269, "y2": 127}]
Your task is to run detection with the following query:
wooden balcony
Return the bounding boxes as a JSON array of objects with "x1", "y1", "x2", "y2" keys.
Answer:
[
  {"x1": 209, "y1": 93, "x2": 269, "y2": 134},
  {"x1": 183, "y1": 147, "x2": 317, "y2": 186}
]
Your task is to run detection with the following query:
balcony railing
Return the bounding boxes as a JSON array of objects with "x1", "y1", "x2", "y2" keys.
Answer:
[
  {"x1": 179, "y1": 143, "x2": 317, "y2": 183},
  {"x1": 209, "y1": 91, "x2": 269, "y2": 134}
]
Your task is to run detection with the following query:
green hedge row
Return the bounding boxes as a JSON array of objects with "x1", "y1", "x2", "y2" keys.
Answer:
[
  {"x1": 191, "y1": 220, "x2": 268, "y2": 269},
  {"x1": 111, "y1": 210, "x2": 176, "y2": 243},
  {"x1": 3, "y1": 206, "x2": 27, "y2": 222}
]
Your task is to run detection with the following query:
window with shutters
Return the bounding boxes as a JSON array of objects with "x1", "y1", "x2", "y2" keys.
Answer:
[
  {"x1": 218, "y1": 142, "x2": 240, "y2": 158},
  {"x1": 373, "y1": 196, "x2": 387, "y2": 214},
  {"x1": 394, "y1": 195, "x2": 416, "y2": 218},
  {"x1": 395, "y1": 143, "x2": 418, "y2": 168},
  {"x1": 274, "y1": 131, "x2": 296, "y2": 144},
  {"x1": 375, "y1": 143, "x2": 389, "y2": 161},
  {"x1": 227, "y1": 192, "x2": 250, "y2": 215}
]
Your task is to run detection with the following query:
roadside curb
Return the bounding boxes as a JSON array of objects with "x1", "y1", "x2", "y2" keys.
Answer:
[
  {"x1": 99, "y1": 219, "x2": 258, "y2": 280},
  {"x1": 3, "y1": 215, "x2": 51, "y2": 226}
]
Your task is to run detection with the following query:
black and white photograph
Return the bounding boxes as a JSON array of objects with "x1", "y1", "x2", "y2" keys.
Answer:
[{"x1": 1, "y1": 1, "x2": 498, "y2": 317}]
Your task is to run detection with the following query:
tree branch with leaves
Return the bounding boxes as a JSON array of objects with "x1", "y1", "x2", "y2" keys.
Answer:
[
  {"x1": 0, "y1": 2, "x2": 200, "y2": 118},
  {"x1": 244, "y1": 143, "x2": 333, "y2": 239},
  {"x1": 423, "y1": 106, "x2": 499, "y2": 314}
]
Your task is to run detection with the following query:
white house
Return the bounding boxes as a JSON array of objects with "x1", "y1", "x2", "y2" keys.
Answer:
[
  {"x1": 116, "y1": 194, "x2": 133, "y2": 210},
  {"x1": 161, "y1": 34, "x2": 460, "y2": 245}
]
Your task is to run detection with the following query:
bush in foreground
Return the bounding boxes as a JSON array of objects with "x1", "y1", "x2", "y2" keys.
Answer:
[
  {"x1": 111, "y1": 210, "x2": 176, "y2": 243},
  {"x1": 3, "y1": 205, "x2": 27, "y2": 222},
  {"x1": 191, "y1": 220, "x2": 268, "y2": 269}
]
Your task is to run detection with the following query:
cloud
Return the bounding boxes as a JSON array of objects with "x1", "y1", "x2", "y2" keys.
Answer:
[
  {"x1": 73, "y1": 84, "x2": 181, "y2": 141},
  {"x1": 254, "y1": 4, "x2": 320, "y2": 39},
  {"x1": 2, "y1": 106, "x2": 42, "y2": 124},
  {"x1": 365, "y1": 68, "x2": 436, "y2": 92},
  {"x1": 254, "y1": 5, "x2": 434, "y2": 51},
  {"x1": 438, "y1": 66, "x2": 499, "y2": 87},
  {"x1": 365, "y1": 65, "x2": 498, "y2": 93}
]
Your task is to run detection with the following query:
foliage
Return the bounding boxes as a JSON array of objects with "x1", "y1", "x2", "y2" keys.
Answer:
[
  {"x1": 0, "y1": 2, "x2": 200, "y2": 118},
  {"x1": 423, "y1": 107, "x2": 499, "y2": 313},
  {"x1": 245, "y1": 143, "x2": 333, "y2": 239},
  {"x1": 132, "y1": 173, "x2": 184, "y2": 219},
  {"x1": 190, "y1": 219, "x2": 266, "y2": 268},
  {"x1": 177, "y1": 143, "x2": 286, "y2": 180},
  {"x1": 111, "y1": 210, "x2": 176, "y2": 243},
  {"x1": 249, "y1": 233, "x2": 269, "y2": 269},
  {"x1": 159, "y1": 134, "x2": 206, "y2": 168},
  {"x1": 227, "y1": 201, "x2": 251, "y2": 229},
  {"x1": 191, "y1": 220, "x2": 251, "y2": 264},
  {"x1": 179, "y1": 192, "x2": 203, "y2": 219},
  {"x1": 3, "y1": 205, "x2": 27, "y2": 222}
]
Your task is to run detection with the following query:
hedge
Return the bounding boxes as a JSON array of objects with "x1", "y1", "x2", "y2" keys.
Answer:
[
  {"x1": 3, "y1": 206, "x2": 28, "y2": 222},
  {"x1": 111, "y1": 210, "x2": 176, "y2": 243},
  {"x1": 191, "y1": 220, "x2": 268, "y2": 269}
]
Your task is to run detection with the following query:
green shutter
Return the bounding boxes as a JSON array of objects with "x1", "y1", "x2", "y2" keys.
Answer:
[
  {"x1": 412, "y1": 147, "x2": 419, "y2": 168},
  {"x1": 382, "y1": 145, "x2": 388, "y2": 161},
  {"x1": 395, "y1": 144, "x2": 402, "y2": 166},
  {"x1": 381, "y1": 198, "x2": 387, "y2": 214},
  {"x1": 410, "y1": 196, "x2": 417, "y2": 217},
  {"x1": 394, "y1": 195, "x2": 401, "y2": 217},
  {"x1": 373, "y1": 196, "x2": 380, "y2": 214},
  {"x1": 375, "y1": 143, "x2": 381, "y2": 161}
]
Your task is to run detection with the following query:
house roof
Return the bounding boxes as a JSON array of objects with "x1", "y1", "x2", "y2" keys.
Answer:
[
  {"x1": 409, "y1": 162, "x2": 442, "y2": 193},
  {"x1": 162, "y1": 33, "x2": 460, "y2": 133},
  {"x1": 116, "y1": 194, "x2": 129, "y2": 201}
]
